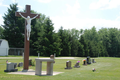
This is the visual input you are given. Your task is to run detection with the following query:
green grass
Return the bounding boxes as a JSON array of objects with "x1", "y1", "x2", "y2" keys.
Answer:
[{"x1": 0, "y1": 56, "x2": 120, "y2": 80}]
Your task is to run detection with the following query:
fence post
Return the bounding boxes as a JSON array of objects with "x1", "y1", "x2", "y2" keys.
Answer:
[{"x1": 38, "y1": 53, "x2": 40, "y2": 58}]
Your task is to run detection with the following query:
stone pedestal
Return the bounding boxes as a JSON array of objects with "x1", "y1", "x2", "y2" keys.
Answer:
[
  {"x1": 47, "y1": 62, "x2": 53, "y2": 75},
  {"x1": 35, "y1": 58, "x2": 54, "y2": 75}
]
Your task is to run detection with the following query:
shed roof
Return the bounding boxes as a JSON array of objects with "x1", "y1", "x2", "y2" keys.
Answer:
[{"x1": 0, "y1": 39, "x2": 8, "y2": 46}]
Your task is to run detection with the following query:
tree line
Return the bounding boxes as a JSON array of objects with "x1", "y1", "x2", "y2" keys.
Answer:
[{"x1": 0, "y1": 3, "x2": 120, "y2": 57}]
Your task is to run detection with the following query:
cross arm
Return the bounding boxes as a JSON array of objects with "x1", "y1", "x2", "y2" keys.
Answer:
[{"x1": 15, "y1": 12, "x2": 40, "y2": 18}]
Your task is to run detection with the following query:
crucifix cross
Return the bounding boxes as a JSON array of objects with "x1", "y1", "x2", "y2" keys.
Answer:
[
  {"x1": 15, "y1": 5, "x2": 40, "y2": 70},
  {"x1": 15, "y1": 5, "x2": 40, "y2": 18}
]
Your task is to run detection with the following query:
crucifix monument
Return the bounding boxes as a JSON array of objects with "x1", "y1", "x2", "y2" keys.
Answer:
[{"x1": 15, "y1": 5, "x2": 40, "y2": 70}]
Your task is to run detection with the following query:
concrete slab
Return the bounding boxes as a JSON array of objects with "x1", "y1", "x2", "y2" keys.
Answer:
[{"x1": 7, "y1": 69, "x2": 63, "y2": 76}]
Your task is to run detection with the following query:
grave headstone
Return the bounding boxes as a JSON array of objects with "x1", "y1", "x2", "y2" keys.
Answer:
[
  {"x1": 83, "y1": 59, "x2": 87, "y2": 65},
  {"x1": 92, "y1": 59, "x2": 96, "y2": 63},
  {"x1": 65, "y1": 61, "x2": 72, "y2": 69},
  {"x1": 74, "y1": 61, "x2": 80, "y2": 68},
  {"x1": 87, "y1": 56, "x2": 91, "y2": 64},
  {"x1": 18, "y1": 62, "x2": 23, "y2": 67},
  {"x1": 4, "y1": 62, "x2": 18, "y2": 72},
  {"x1": 14, "y1": 63, "x2": 17, "y2": 68},
  {"x1": 29, "y1": 59, "x2": 32, "y2": 65}
]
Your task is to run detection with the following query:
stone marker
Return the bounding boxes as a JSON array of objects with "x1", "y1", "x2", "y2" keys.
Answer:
[
  {"x1": 74, "y1": 61, "x2": 80, "y2": 68},
  {"x1": 83, "y1": 59, "x2": 87, "y2": 65},
  {"x1": 65, "y1": 60, "x2": 72, "y2": 69},
  {"x1": 14, "y1": 63, "x2": 17, "y2": 68},
  {"x1": 4, "y1": 62, "x2": 18, "y2": 72},
  {"x1": 87, "y1": 56, "x2": 91, "y2": 64},
  {"x1": 29, "y1": 59, "x2": 32, "y2": 65},
  {"x1": 92, "y1": 59, "x2": 96, "y2": 63},
  {"x1": 18, "y1": 62, "x2": 23, "y2": 67}
]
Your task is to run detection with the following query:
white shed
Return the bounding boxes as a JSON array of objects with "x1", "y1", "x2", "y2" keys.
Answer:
[{"x1": 0, "y1": 39, "x2": 9, "y2": 56}]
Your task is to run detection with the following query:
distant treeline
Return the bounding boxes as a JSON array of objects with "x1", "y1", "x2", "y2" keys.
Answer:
[{"x1": 0, "y1": 3, "x2": 120, "y2": 57}]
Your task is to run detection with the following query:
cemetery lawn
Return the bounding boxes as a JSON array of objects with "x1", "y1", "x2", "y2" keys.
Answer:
[{"x1": 0, "y1": 56, "x2": 120, "y2": 80}]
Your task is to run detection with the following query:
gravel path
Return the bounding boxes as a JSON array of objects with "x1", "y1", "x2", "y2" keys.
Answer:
[{"x1": 0, "y1": 57, "x2": 75, "y2": 59}]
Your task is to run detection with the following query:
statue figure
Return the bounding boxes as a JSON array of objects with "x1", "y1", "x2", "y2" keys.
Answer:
[{"x1": 19, "y1": 13, "x2": 38, "y2": 41}]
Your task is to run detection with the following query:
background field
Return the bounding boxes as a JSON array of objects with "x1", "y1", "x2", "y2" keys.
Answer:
[{"x1": 0, "y1": 56, "x2": 120, "y2": 80}]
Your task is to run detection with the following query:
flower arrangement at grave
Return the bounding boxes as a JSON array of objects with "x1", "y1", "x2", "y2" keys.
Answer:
[
  {"x1": 92, "y1": 68, "x2": 96, "y2": 72},
  {"x1": 74, "y1": 61, "x2": 80, "y2": 68}
]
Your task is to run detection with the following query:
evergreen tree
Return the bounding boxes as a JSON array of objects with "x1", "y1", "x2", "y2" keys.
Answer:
[
  {"x1": 70, "y1": 29, "x2": 80, "y2": 56},
  {"x1": 0, "y1": 26, "x2": 4, "y2": 39},
  {"x1": 2, "y1": 3, "x2": 24, "y2": 48},
  {"x1": 77, "y1": 42, "x2": 84, "y2": 57},
  {"x1": 58, "y1": 28, "x2": 71, "y2": 56},
  {"x1": 108, "y1": 28, "x2": 119, "y2": 57},
  {"x1": 32, "y1": 15, "x2": 62, "y2": 56},
  {"x1": 79, "y1": 35, "x2": 89, "y2": 57}
]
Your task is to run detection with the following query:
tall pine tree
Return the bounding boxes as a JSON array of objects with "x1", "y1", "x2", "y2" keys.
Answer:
[
  {"x1": 2, "y1": 3, "x2": 24, "y2": 48},
  {"x1": 0, "y1": 26, "x2": 4, "y2": 39}
]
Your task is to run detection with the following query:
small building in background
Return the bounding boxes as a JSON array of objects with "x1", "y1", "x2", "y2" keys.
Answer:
[{"x1": 0, "y1": 39, "x2": 9, "y2": 56}]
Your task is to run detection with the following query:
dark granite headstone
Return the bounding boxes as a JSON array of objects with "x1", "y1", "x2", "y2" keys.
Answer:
[
  {"x1": 92, "y1": 59, "x2": 96, "y2": 63},
  {"x1": 87, "y1": 56, "x2": 91, "y2": 64},
  {"x1": 14, "y1": 63, "x2": 17, "y2": 68},
  {"x1": 18, "y1": 62, "x2": 23, "y2": 67},
  {"x1": 29, "y1": 59, "x2": 32, "y2": 65},
  {"x1": 83, "y1": 59, "x2": 87, "y2": 65}
]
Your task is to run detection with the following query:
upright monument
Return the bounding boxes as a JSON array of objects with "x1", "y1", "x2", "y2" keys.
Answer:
[{"x1": 15, "y1": 5, "x2": 40, "y2": 70}]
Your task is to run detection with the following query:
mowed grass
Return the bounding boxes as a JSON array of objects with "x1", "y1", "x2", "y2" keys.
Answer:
[{"x1": 0, "y1": 56, "x2": 120, "y2": 80}]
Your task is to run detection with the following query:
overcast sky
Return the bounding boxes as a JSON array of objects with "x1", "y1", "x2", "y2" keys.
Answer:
[{"x1": 0, "y1": 0, "x2": 120, "y2": 32}]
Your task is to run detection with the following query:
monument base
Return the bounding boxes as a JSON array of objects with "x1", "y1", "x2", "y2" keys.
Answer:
[
  {"x1": 22, "y1": 69, "x2": 28, "y2": 72},
  {"x1": 74, "y1": 66, "x2": 80, "y2": 68},
  {"x1": 65, "y1": 67, "x2": 72, "y2": 69},
  {"x1": 4, "y1": 69, "x2": 18, "y2": 72}
]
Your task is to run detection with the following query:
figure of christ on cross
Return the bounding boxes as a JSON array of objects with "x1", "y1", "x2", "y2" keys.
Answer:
[
  {"x1": 15, "y1": 5, "x2": 40, "y2": 70},
  {"x1": 19, "y1": 13, "x2": 38, "y2": 41}
]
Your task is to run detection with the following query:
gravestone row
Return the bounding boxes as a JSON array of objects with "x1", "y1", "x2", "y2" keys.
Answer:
[
  {"x1": 65, "y1": 56, "x2": 96, "y2": 69},
  {"x1": 83, "y1": 57, "x2": 96, "y2": 65},
  {"x1": 4, "y1": 59, "x2": 34, "y2": 72},
  {"x1": 65, "y1": 60, "x2": 80, "y2": 69}
]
